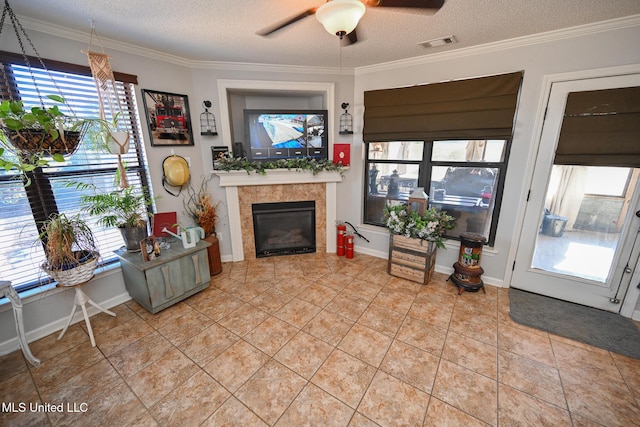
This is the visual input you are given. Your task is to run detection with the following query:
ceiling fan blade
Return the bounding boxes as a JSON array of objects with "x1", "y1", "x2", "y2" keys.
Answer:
[
  {"x1": 364, "y1": 0, "x2": 445, "y2": 8},
  {"x1": 257, "y1": 8, "x2": 318, "y2": 36}
]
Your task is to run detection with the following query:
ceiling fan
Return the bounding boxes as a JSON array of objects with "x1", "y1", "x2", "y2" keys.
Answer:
[{"x1": 257, "y1": 0, "x2": 445, "y2": 45}]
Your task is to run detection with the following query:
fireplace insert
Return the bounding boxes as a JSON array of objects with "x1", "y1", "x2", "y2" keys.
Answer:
[{"x1": 252, "y1": 201, "x2": 316, "y2": 258}]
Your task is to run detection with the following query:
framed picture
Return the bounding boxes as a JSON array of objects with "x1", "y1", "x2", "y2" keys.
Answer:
[
  {"x1": 142, "y1": 89, "x2": 194, "y2": 146},
  {"x1": 211, "y1": 146, "x2": 229, "y2": 169}
]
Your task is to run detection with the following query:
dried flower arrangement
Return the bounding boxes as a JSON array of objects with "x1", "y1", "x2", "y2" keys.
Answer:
[{"x1": 184, "y1": 177, "x2": 217, "y2": 236}]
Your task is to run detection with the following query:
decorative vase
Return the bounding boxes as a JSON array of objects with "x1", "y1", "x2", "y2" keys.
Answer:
[
  {"x1": 203, "y1": 234, "x2": 222, "y2": 276},
  {"x1": 387, "y1": 234, "x2": 437, "y2": 284}
]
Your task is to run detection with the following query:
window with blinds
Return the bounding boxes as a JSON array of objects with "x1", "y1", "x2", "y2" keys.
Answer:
[{"x1": 0, "y1": 57, "x2": 152, "y2": 293}]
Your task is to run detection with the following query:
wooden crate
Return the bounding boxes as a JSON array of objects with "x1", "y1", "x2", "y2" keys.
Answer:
[{"x1": 387, "y1": 235, "x2": 437, "y2": 285}]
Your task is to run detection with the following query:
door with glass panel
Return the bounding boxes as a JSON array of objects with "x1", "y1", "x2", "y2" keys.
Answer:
[{"x1": 512, "y1": 72, "x2": 640, "y2": 312}]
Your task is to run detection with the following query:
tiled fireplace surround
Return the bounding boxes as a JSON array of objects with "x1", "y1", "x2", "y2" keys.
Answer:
[{"x1": 213, "y1": 170, "x2": 344, "y2": 261}]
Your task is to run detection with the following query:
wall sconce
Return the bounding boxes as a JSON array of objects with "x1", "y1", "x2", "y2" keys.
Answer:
[
  {"x1": 339, "y1": 102, "x2": 353, "y2": 134},
  {"x1": 200, "y1": 100, "x2": 218, "y2": 136}
]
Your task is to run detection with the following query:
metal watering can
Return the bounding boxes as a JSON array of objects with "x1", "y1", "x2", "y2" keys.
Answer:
[{"x1": 161, "y1": 226, "x2": 205, "y2": 249}]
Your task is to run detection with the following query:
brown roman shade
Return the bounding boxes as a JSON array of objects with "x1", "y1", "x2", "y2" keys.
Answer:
[
  {"x1": 555, "y1": 86, "x2": 640, "y2": 167},
  {"x1": 363, "y1": 71, "x2": 523, "y2": 141}
]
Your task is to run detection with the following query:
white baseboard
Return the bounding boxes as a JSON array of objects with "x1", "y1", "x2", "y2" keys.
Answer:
[{"x1": 0, "y1": 291, "x2": 132, "y2": 356}]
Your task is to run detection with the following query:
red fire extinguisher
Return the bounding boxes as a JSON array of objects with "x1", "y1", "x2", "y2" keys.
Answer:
[
  {"x1": 337, "y1": 222, "x2": 346, "y2": 256},
  {"x1": 345, "y1": 234, "x2": 355, "y2": 259}
]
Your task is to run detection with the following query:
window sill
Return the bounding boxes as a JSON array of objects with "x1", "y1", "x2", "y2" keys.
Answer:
[{"x1": 0, "y1": 262, "x2": 122, "y2": 313}]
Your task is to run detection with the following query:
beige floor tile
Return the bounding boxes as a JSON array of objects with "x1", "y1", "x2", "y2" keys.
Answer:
[
  {"x1": 178, "y1": 322, "x2": 239, "y2": 367},
  {"x1": 302, "y1": 309, "x2": 354, "y2": 346},
  {"x1": 348, "y1": 412, "x2": 381, "y2": 427},
  {"x1": 311, "y1": 349, "x2": 377, "y2": 408},
  {"x1": 151, "y1": 370, "x2": 229, "y2": 426},
  {"x1": 276, "y1": 382, "x2": 355, "y2": 426},
  {"x1": 443, "y1": 331, "x2": 497, "y2": 379},
  {"x1": 343, "y1": 279, "x2": 383, "y2": 302},
  {"x1": 96, "y1": 315, "x2": 155, "y2": 356},
  {"x1": 357, "y1": 303, "x2": 405, "y2": 337},
  {"x1": 424, "y1": 397, "x2": 490, "y2": 427},
  {"x1": 274, "y1": 296, "x2": 323, "y2": 328},
  {"x1": 203, "y1": 339, "x2": 269, "y2": 392},
  {"x1": 108, "y1": 330, "x2": 173, "y2": 378},
  {"x1": 380, "y1": 339, "x2": 439, "y2": 394},
  {"x1": 203, "y1": 396, "x2": 268, "y2": 427},
  {"x1": 315, "y1": 272, "x2": 355, "y2": 291},
  {"x1": 218, "y1": 302, "x2": 269, "y2": 336},
  {"x1": 325, "y1": 292, "x2": 370, "y2": 322},
  {"x1": 250, "y1": 287, "x2": 293, "y2": 313},
  {"x1": 396, "y1": 315, "x2": 447, "y2": 357},
  {"x1": 371, "y1": 287, "x2": 416, "y2": 315},
  {"x1": 189, "y1": 289, "x2": 245, "y2": 321},
  {"x1": 338, "y1": 323, "x2": 393, "y2": 367},
  {"x1": 244, "y1": 315, "x2": 299, "y2": 356},
  {"x1": 235, "y1": 360, "x2": 307, "y2": 425},
  {"x1": 432, "y1": 359, "x2": 498, "y2": 426},
  {"x1": 498, "y1": 349, "x2": 566, "y2": 408},
  {"x1": 156, "y1": 308, "x2": 214, "y2": 346},
  {"x1": 449, "y1": 307, "x2": 497, "y2": 346},
  {"x1": 0, "y1": 349, "x2": 28, "y2": 381},
  {"x1": 357, "y1": 370, "x2": 430, "y2": 427},
  {"x1": 125, "y1": 348, "x2": 199, "y2": 408},
  {"x1": 275, "y1": 330, "x2": 334, "y2": 379},
  {"x1": 297, "y1": 282, "x2": 339, "y2": 308},
  {"x1": 498, "y1": 384, "x2": 572, "y2": 426},
  {"x1": 29, "y1": 341, "x2": 105, "y2": 389},
  {"x1": 498, "y1": 322, "x2": 555, "y2": 367}
]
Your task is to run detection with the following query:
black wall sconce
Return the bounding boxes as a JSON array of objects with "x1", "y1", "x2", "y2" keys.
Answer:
[
  {"x1": 339, "y1": 102, "x2": 353, "y2": 134},
  {"x1": 200, "y1": 100, "x2": 218, "y2": 136}
]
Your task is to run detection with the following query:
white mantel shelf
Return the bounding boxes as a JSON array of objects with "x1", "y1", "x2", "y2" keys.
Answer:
[
  {"x1": 211, "y1": 169, "x2": 346, "y2": 261},
  {"x1": 212, "y1": 169, "x2": 345, "y2": 187}
]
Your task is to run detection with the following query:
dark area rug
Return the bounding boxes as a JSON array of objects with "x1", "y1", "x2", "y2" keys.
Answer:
[{"x1": 509, "y1": 288, "x2": 640, "y2": 359}]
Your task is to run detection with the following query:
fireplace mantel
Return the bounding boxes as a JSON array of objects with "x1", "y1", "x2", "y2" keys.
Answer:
[{"x1": 212, "y1": 169, "x2": 345, "y2": 261}]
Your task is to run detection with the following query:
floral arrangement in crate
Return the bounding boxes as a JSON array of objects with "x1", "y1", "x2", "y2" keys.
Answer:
[
  {"x1": 184, "y1": 177, "x2": 218, "y2": 236},
  {"x1": 383, "y1": 204, "x2": 455, "y2": 249}
]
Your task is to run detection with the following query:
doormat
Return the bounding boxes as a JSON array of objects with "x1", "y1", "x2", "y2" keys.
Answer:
[{"x1": 509, "y1": 289, "x2": 640, "y2": 359}]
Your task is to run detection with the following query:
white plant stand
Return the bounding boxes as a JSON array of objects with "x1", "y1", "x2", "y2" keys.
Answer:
[
  {"x1": 58, "y1": 280, "x2": 116, "y2": 347},
  {"x1": 0, "y1": 281, "x2": 40, "y2": 366}
]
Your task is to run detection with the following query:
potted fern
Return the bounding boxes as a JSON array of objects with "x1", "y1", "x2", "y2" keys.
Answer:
[{"x1": 80, "y1": 185, "x2": 154, "y2": 251}]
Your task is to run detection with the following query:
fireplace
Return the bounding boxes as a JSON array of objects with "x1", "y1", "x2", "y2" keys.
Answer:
[{"x1": 252, "y1": 201, "x2": 316, "y2": 257}]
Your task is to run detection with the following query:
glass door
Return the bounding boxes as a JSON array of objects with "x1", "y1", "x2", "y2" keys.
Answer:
[{"x1": 512, "y1": 72, "x2": 640, "y2": 312}]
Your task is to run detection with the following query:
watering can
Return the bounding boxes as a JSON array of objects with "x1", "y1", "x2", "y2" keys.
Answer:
[{"x1": 161, "y1": 226, "x2": 205, "y2": 249}]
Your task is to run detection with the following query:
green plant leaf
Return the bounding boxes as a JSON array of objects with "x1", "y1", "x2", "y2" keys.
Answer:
[
  {"x1": 3, "y1": 117, "x2": 23, "y2": 130},
  {"x1": 52, "y1": 153, "x2": 65, "y2": 162},
  {"x1": 46, "y1": 94, "x2": 65, "y2": 103}
]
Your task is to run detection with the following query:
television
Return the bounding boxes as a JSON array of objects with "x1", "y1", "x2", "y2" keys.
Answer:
[{"x1": 243, "y1": 109, "x2": 328, "y2": 162}]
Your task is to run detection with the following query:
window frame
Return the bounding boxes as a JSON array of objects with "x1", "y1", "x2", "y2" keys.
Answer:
[{"x1": 364, "y1": 138, "x2": 512, "y2": 246}]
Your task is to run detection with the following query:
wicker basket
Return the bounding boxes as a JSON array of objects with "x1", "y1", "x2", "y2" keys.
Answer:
[{"x1": 41, "y1": 252, "x2": 99, "y2": 287}]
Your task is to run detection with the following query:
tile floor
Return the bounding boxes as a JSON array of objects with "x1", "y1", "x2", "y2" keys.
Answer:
[{"x1": 2, "y1": 253, "x2": 640, "y2": 426}]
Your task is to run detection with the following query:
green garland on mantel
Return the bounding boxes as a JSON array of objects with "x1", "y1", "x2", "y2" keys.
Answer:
[{"x1": 215, "y1": 155, "x2": 346, "y2": 176}]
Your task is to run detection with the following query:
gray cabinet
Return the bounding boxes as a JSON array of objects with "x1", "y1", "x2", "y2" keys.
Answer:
[{"x1": 115, "y1": 240, "x2": 211, "y2": 313}]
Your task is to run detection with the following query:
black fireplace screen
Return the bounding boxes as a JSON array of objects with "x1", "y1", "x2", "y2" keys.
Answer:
[{"x1": 252, "y1": 201, "x2": 316, "y2": 258}]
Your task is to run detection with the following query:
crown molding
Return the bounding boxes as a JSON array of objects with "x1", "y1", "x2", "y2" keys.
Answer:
[
  {"x1": 19, "y1": 13, "x2": 640, "y2": 76},
  {"x1": 355, "y1": 14, "x2": 640, "y2": 76},
  {"x1": 18, "y1": 14, "x2": 345, "y2": 75}
]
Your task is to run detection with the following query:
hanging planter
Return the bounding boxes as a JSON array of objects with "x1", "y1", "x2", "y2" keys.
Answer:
[
  {"x1": 104, "y1": 129, "x2": 130, "y2": 155},
  {"x1": 0, "y1": 1, "x2": 105, "y2": 184}
]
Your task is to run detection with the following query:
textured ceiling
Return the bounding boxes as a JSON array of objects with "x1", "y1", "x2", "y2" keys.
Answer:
[{"x1": 7, "y1": 0, "x2": 640, "y2": 68}]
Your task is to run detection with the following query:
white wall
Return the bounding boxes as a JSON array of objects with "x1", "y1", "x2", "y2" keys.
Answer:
[{"x1": 2, "y1": 17, "x2": 640, "y2": 354}]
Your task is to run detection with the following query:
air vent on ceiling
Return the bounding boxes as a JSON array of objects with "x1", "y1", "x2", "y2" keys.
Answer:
[{"x1": 419, "y1": 35, "x2": 456, "y2": 48}]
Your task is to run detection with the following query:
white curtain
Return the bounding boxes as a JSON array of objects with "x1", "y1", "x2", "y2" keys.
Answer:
[{"x1": 548, "y1": 165, "x2": 587, "y2": 230}]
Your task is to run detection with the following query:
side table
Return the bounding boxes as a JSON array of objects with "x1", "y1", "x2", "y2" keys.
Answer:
[
  {"x1": 0, "y1": 281, "x2": 40, "y2": 366},
  {"x1": 57, "y1": 278, "x2": 116, "y2": 347}
]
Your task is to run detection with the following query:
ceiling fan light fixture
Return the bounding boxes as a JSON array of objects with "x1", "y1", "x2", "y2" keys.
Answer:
[{"x1": 316, "y1": 0, "x2": 366, "y2": 37}]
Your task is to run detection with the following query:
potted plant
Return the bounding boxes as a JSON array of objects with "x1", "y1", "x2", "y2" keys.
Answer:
[
  {"x1": 0, "y1": 95, "x2": 103, "y2": 185},
  {"x1": 184, "y1": 177, "x2": 222, "y2": 275},
  {"x1": 80, "y1": 185, "x2": 154, "y2": 251},
  {"x1": 38, "y1": 213, "x2": 100, "y2": 287}
]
